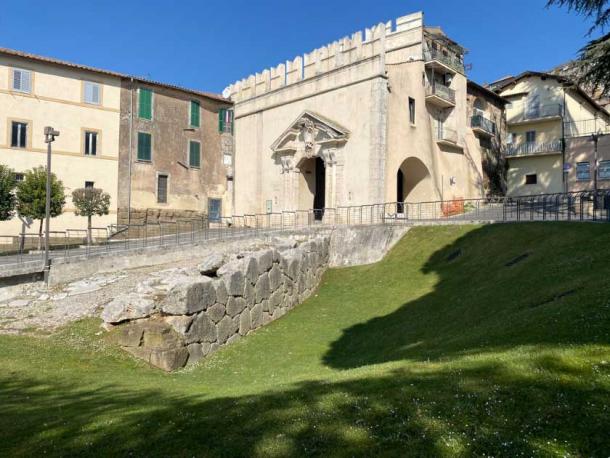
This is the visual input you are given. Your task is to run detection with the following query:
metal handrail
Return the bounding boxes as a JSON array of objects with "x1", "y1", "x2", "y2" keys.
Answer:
[
  {"x1": 423, "y1": 48, "x2": 465, "y2": 74},
  {"x1": 471, "y1": 114, "x2": 496, "y2": 134},
  {"x1": 505, "y1": 139, "x2": 563, "y2": 157},
  {"x1": 425, "y1": 83, "x2": 456, "y2": 104}
]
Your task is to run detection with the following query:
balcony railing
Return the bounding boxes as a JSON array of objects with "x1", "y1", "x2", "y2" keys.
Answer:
[
  {"x1": 505, "y1": 139, "x2": 563, "y2": 157},
  {"x1": 471, "y1": 114, "x2": 496, "y2": 135},
  {"x1": 564, "y1": 118, "x2": 610, "y2": 138},
  {"x1": 425, "y1": 83, "x2": 456, "y2": 105},
  {"x1": 423, "y1": 48, "x2": 465, "y2": 74},
  {"x1": 435, "y1": 125, "x2": 459, "y2": 144},
  {"x1": 507, "y1": 103, "x2": 563, "y2": 124}
]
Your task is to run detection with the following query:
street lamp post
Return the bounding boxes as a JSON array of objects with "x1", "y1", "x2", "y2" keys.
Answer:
[
  {"x1": 591, "y1": 130, "x2": 602, "y2": 195},
  {"x1": 43, "y1": 126, "x2": 60, "y2": 284}
]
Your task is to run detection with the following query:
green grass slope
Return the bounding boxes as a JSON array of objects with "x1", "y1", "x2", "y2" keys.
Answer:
[{"x1": 0, "y1": 223, "x2": 609, "y2": 457}]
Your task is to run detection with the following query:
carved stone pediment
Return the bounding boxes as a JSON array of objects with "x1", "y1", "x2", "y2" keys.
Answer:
[{"x1": 271, "y1": 111, "x2": 349, "y2": 158}]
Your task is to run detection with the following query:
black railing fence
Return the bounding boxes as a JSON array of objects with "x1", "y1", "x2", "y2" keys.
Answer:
[{"x1": 1, "y1": 190, "x2": 609, "y2": 271}]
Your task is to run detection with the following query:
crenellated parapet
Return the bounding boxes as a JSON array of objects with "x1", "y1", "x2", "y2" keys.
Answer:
[{"x1": 224, "y1": 12, "x2": 424, "y2": 102}]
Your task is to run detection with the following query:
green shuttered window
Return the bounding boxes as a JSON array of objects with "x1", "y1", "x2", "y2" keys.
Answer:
[
  {"x1": 190, "y1": 100, "x2": 200, "y2": 127},
  {"x1": 137, "y1": 132, "x2": 152, "y2": 161},
  {"x1": 218, "y1": 108, "x2": 234, "y2": 133},
  {"x1": 189, "y1": 140, "x2": 201, "y2": 168},
  {"x1": 139, "y1": 88, "x2": 153, "y2": 120}
]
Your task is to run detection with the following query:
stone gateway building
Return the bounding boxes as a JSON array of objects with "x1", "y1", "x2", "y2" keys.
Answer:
[{"x1": 225, "y1": 12, "x2": 488, "y2": 216}]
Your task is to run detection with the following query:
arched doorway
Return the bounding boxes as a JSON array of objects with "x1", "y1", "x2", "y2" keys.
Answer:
[
  {"x1": 298, "y1": 156, "x2": 326, "y2": 220},
  {"x1": 396, "y1": 157, "x2": 434, "y2": 211}
]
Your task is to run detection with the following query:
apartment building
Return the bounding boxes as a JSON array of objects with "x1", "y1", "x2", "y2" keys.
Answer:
[
  {"x1": 492, "y1": 71, "x2": 610, "y2": 196},
  {"x1": 117, "y1": 80, "x2": 234, "y2": 225},
  {"x1": 224, "y1": 12, "x2": 488, "y2": 216},
  {"x1": 466, "y1": 80, "x2": 508, "y2": 196},
  {"x1": 0, "y1": 48, "x2": 233, "y2": 235},
  {"x1": 0, "y1": 48, "x2": 122, "y2": 235}
]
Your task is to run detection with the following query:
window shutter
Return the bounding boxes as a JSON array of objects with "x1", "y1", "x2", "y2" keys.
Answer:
[
  {"x1": 138, "y1": 132, "x2": 151, "y2": 161},
  {"x1": 13, "y1": 70, "x2": 21, "y2": 91},
  {"x1": 189, "y1": 141, "x2": 201, "y2": 167},
  {"x1": 219, "y1": 108, "x2": 225, "y2": 132},
  {"x1": 139, "y1": 88, "x2": 153, "y2": 119},
  {"x1": 191, "y1": 101, "x2": 200, "y2": 127}
]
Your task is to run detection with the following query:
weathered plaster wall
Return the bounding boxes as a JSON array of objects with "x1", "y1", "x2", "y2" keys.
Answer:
[{"x1": 117, "y1": 82, "x2": 233, "y2": 224}]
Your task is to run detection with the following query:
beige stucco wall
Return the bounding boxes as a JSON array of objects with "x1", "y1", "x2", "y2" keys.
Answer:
[
  {"x1": 507, "y1": 155, "x2": 563, "y2": 196},
  {"x1": 0, "y1": 54, "x2": 120, "y2": 235},
  {"x1": 229, "y1": 11, "x2": 484, "y2": 215},
  {"x1": 117, "y1": 82, "x2": 232, "y2": 223},
  {"x1": 565, "y1": 135, "x2": 610, "y2": 192}
]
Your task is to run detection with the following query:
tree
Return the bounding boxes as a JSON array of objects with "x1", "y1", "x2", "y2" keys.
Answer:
[
  {"x1": 71, "y1": 187, "x2": 111, "y2": 245},
  {"x1": 0, "y1": 165, "x2": 16, "y2": 221},
  {"x1": 548, "y1": 0, "x2": 610, "y2": 95},
  {"x1": 16, "y1": 167, "x2": 66, "y2": 250}
]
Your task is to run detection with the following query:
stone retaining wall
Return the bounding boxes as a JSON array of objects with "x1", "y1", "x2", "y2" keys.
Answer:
[
  {"x1": 117, "y1": 208, "x2": 206, "y2": 225},
  {"x1": 103, "y1": 234, "x2": 329, "y2": 371}
]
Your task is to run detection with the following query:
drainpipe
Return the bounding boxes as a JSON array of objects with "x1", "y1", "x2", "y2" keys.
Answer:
[{"x1": 127, "y1": 78, "x2": 134, "y2": 224}]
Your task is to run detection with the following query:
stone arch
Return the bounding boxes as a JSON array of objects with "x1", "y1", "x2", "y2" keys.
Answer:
[{"x1": 396, "y1": 157, "x2": 434, "y2": 208}]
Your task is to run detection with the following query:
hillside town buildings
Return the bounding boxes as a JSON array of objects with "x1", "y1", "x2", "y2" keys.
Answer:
[{"x1": 1, "y1": 10, "x2": 609, "y2": 236}]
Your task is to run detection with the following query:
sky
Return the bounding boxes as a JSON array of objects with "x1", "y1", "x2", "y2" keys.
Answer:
[{"x1": 0, "y1": 0, "x2": 600, "y2": 95}]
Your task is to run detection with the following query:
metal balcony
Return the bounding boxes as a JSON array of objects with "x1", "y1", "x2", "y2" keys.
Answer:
[
  {"x1": 507, "y1": 103, "x2": 563, "y2": 125},
  {"x1": 425, "y1": 83, "x2": 456, "y2": 108},
  {"x1": 563, "y1": 118, "x2": 610, "y2": 138},
  {"x1": 505, "y1": 139, "x2": 563, "y2": 157},
  {"x1": 471, "y1": 114, "x2": 496, "y2": 136},
  {"x1": 424, "y1": 48, "x2": 465, "y2": 75}
]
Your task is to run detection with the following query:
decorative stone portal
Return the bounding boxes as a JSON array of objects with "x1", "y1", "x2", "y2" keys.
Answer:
[{"x1": 272, "y1": 111, "x2": 349, "y2": 215}]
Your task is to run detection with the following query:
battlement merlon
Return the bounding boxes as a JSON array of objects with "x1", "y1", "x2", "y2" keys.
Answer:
[{"x1": 224, "y1": 11, "x2": 466, "y2": 102}]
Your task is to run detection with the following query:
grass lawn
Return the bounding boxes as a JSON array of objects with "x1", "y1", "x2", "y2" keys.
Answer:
[{"x1": 0, "y1": 223, "x2": 609, "y2": 457}]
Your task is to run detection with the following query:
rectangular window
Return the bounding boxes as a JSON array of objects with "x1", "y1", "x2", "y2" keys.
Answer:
[
  {"x1": 223, "y1": 153, "x2": 232, "y2": 166},
  {"x1": 409, "y1": 97, "x2": 416, "y2": 125},
  {"x1": 208, "y1": 198, "x2": 222, "y2": 222},
  {"x1": 84, "y1": 81, "x2": 101, "y2": 105},
  {"x1": 84, "y1": 131, "x2": 98, "y2": 156},
  {"x1": 10, "y1": 121, "x2": 27, "y2": 148},
  {"x1": 157, "y1": 174, "x2": 168, "y2": 204},
  {"x1": 85, "y1": 181, "x2": 95, "y2": 188},
  {"x1": 14, "y1": 173, "x2": 24, "y2": 182},
  {"x1": 525, "y1": 174, "x2": 537, "y2": 185},
  {"x1": 137, "y1": 132, "x2": 152, "y2": 161},
  {"x1": 12, "y1": 68, "x2": 32, "y2": 93},
  {"x1": 576, "y1": 162, "x2": 591, "y2": 181},
  {"x1": 525, "y1": 131, "x2": 536, "y2": 143},
  {"x1": 599, "y1": 160, "x2": 610, "y2": 180},
  {"x1": 138, "y1": 88, "x2": 153, "y2": 120},
  {"x1": 219, "y1": 108, "x2": 234, "y2": 133},
  {"x1": 189, "y1": 140, "x2": 201, "y2": 168},
  {"x1": 190, "y1": 100, "x2": 200, "y2": 127}
]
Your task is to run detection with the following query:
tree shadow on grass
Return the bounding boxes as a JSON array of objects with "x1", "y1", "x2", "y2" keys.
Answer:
[
  {"x1": 323, "y1": 223, "x2": 610, "y2": 370},
  {"x1": 1, "y1": 352, "x2": 609, "y2": 457}
]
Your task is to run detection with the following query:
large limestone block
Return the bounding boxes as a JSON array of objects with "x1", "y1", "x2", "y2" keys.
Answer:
[
  {"x1": 206, "y1": 303, "x2": 226, "y2": 323},
  {"x1": 269, "y1": 289, "x2": 283, "y2": 310},
  {"x1": 253, "y1": 250, "x2": 273, "y2": 274},
  {"x1": 217, "y1": 315, "x2": 239, "y2": 344},
  {"x1": 250, "y1": 303, "x2": 263, "y2": 328},
  {"x1": 102, "y1": 294, "x2": 155, "y2": 324},
  {"x1": 164, "y1": 315, "x2": 194, "y2": 335},
  {"x1": 108, "y1": 322, "x2": 144, "y2": 347},
  {"x1": 197, "y1": 252, "x2": 225, "y2": 276},
  {"x1": 213, "y1": 280, "x2": 228, "y2": 305},
  {"x1": 162, "y1": 277, "x2": 216, "y2": 315},
  {"x1": 218, "y1": 261, "x2": 246, "y2": 296},
  {"x1": 143, "y1": 322, "x2": 184, "y2": 350},
  {"x1": 150, "y1": 347, "x2": 189, "y2": 372},
  {"x1": 268, "y1": 265, "x2": 282, "y2": 291},
  {"x1": 255, "y1": 273, "x2": 271, "y2": 303},
  {"x1": 245, "y1": 257, "x2": 259, "y2": 285},
  {"x1": 226, "y1": 296, "x2": 247, "y2": 317},
  {"x1": 239, "y1": 310, "x2": 252, "y2": 335},
  {"x1": 186, "y1": 312, "x2": 218, "y2": 344},
  {"x1": 186, "y1": 342, "x2": 211, "y2": 365}
]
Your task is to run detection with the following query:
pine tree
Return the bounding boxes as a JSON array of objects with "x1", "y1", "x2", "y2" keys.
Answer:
[
  {"x1": 0, "y1": 165, "x2": 16, "y2": 221},
  {"x1": 16, "y1": 167, "x2": 66, "y2": 250},
  {"x1": 548, "y1": 0, "x2": 610, "y2": 95},
  {"x1": 71, "y1": 187, "x2": 111, "y2": 245}
]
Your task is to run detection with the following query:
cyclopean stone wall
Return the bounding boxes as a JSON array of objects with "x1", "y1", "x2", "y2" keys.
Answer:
[{"x1": 102, "y1": 235, "x2": 329, "y2": 371}]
